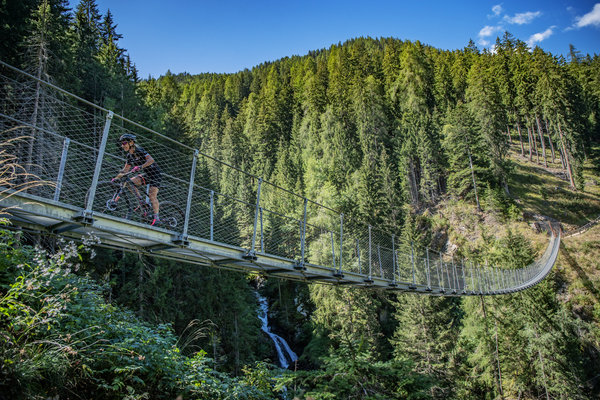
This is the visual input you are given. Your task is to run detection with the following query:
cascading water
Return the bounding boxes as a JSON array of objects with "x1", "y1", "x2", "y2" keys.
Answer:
[{"x1": 256, "y1": 293, "x2": 298, "y2": 369}]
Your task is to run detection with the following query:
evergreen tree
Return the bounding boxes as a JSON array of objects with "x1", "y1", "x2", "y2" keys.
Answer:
[
  {"x1": 466, "y1": 51, "x2": 510, "y2": 195},
  {"x1": 442, "y1": 102, "x2": 489, "y2": 208}
]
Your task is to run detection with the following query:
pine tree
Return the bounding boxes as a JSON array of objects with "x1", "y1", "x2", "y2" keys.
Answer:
[
  {"x1": 466, "y1": 51, "x2": 510, "y2": 195},
  {"x1": 442, "y1": 103, "x2": 490, "y2": 209}
]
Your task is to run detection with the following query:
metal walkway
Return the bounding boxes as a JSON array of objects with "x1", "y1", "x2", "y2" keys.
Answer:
[{"x1": 0, "y1": 61, "x2": 560, "y2": 295}]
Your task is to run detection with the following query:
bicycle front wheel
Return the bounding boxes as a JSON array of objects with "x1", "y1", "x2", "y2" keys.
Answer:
[{"x1": 85, "y1": 181, "x2": 134, "y2": 219}]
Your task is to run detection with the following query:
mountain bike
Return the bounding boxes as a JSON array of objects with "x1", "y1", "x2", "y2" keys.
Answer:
[{"x1": 85, "y1": 172, "x2": 185, "y2": 229}]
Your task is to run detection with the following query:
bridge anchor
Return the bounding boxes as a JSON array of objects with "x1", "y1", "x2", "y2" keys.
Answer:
[
  {"x1": 294, "y1": 261, "x2": 307, "y2": 271},
  {"x1": 172, "y1": 234, "x2": 190, "y2": 247},
  {"x1": 243, "y1": 250, "x2": 257, "y2": 261},
  {"x1": 73, "y1": 210, "x2": 94, "y2": 225}
]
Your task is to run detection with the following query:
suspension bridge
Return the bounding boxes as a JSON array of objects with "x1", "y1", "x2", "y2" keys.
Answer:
[{"x1": 0, "y1": 61, "x2": 560, "y2": 296}]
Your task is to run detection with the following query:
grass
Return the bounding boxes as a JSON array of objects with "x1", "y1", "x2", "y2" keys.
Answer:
[{"x1": 509, "y1": 149, "x2": 600, "y2": 229}]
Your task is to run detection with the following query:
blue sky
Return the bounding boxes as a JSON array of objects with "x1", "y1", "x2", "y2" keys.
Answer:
[{"x1": 72, "y1": 1, "x2": 600, "y2": 78}]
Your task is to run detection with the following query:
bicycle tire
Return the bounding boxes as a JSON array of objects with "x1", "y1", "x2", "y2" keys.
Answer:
[
  {"x1": 84, "y1": 181, "x2": 134, "y2": 219},
  {"x1": 159, "y1": 201, "x2": 185, "y2": 230}
]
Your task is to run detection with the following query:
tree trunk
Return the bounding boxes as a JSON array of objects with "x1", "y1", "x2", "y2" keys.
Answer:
[
  {"x1": 516, "y1": 122, "x2": 524, "y2": 156},
  {"x1": 468, "y1": 146, "x2": 481, "y2": 211},
  {"x1": 234, "y1": 312, "x2": 240, "y2": 375},
  {"x1": 558, "y1": 122, "x2": 576, "y2": 189},
  {"x1": 480, "y1": 296, "x2": 504, "y2": 399},
  {"x1": 533, "y1": 326, "x2": 551, "y2": 400},
  {"x1": 544, "y1": 119, "x2": 556, "y2": 164},
  {"x1": 532, "y1": 124, "x2": 539, "y2": 164},
  {"x1": 536, "y1": 115, "x2": 548, "y2": 168},
  {"x1": 527, "y1": 125, "x2": 533, "y2": 161},
  {"x1": 506, "y1": 125, "x2": 512, "y2": 144},
  {"x1": 493, "y1": 303, "x2": 504, "y2": 400}
]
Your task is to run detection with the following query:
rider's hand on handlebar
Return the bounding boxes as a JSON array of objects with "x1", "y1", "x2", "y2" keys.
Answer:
[
  {"x1": 131, "y1": 166, "x2": 141, "y2": 174},
  {"x1": 111, "y1": 177, "x2": 119, "y2": 183}
]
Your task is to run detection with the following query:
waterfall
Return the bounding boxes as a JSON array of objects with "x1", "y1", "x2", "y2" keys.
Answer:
[{"x1": 256, "y1": 293, "x2": 298, "y2": 369}]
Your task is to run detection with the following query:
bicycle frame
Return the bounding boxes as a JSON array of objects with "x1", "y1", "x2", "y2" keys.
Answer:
[{"x1": 108, "y1": 174, "x2": 153, "y2": 220}]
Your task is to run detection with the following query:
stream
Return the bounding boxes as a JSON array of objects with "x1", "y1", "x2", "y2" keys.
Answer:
[{"x1": 256, "y1": 293, "x2": 298, "y2": 369}]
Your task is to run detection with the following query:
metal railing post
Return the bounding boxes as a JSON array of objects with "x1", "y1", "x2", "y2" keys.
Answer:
[
  {"x1": 451, "y1": 256, "x2": 457, "y2": 293},
  {"x1": 436, "y1": 253, "x2": 442, "y2": 291},
  {"x1": 426, "y1": 248, "x2": 431, "y2": 291},
  {"x1": 366, "y1": 225, "x2": 373, "y2": 282},
  {"x1": 81, "y1": 110, "x2": 113, "y2": 221},
  {"x1": 356, "y1": 239, "x2": 362, "y2": 275},
  {"x1": 245, "y1": 177, "x2": 262, "y2": 259},
  {"x1": 53, "y1": 137, "x2": 70, "y2": 202},
  {"x1": 260, "y1": 208, "x2": 264, "y2": 253},
  {"x1": 495, "y1": 267, "x2": 500, "y2": 292},
  {"x1": 330, "y1": 231, "x2": 336, "y2": 269},
  {"x1": 377, "y1": 245, "x2": 383, "y2": 278},
  {"x1": 338, "y1": 213, "x2": 344, "y2": 275},
  {"x1": 178, "y1": 149, "x2": 198, "y2": 242},
  {"x1": 298, "y1": 198, "x2": 308, "y2": 269},
  {"x1": 209, "y1": 190, "x2": 214, "y2": 241},
  {"x1": 445, "y1": 259, "x2": 452, "y2": 292},
  {"x1": 470, "y1": 262, "x2": 475, "y2": 294},
  {"x1": 461, "y1": 258, "x2": 467, "y2": 293},
  {"x1": 410, "y1": 241, "x2": 416, "y2": 289},
  {"x1": 391, "y1": 234, "x2": 397, "y2": 285},
  {"x1": 484, "y1": 260, "x2": 489, "y2": 293}
]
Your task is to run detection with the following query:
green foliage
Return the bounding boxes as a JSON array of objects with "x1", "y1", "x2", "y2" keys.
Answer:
[
  {"x1": 279, "y1": 347, "x2": 431, "y2": 399},
  {"x1": 0, "y1": 229, "x2": 281, "y2": 399}
]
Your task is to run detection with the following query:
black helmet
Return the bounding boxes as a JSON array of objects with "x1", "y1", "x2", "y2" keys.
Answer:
[{"x1": 119, "y1": 133, "x2": 136, "y2": 142}]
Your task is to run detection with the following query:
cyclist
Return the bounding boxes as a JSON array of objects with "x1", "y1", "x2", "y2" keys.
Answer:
[{"x1": 113, "y1": 133, "x2": 162, "y2": 226}]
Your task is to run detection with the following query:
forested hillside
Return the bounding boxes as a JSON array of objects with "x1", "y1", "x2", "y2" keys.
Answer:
[{"x1": 2, "y1": 1, "x2": 600, "y2": 399}]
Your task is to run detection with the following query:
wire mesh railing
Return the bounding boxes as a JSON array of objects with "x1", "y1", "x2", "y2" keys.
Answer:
[{"x1": 0, "y1": 60, "x2": 560, "y2": 295}]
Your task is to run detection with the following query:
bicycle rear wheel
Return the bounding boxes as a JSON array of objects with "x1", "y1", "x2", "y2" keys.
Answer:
[
  {"x1": 159, "y1": 201, "x2": 185, "y2": 230},
  {"x1": 85, "y1": 181, "x2": 134, "y2": 219}
]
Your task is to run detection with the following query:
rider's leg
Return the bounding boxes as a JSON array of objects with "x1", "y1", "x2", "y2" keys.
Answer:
[
  {"x1": 129, "y1": 176, "x2": 144, "y2": 200},
  {"x1": 149, "y1": 186, "x2": 159, "y2": 215}
]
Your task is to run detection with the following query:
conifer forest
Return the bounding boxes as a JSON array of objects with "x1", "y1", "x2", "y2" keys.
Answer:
[{"x1": 2, "y1": 1, "x2": 600, "y2": 399}]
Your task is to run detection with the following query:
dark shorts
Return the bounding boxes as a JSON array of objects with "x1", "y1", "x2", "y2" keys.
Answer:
[{"x1": 141, "y1": 168, "x2": 161, "y2": 188}]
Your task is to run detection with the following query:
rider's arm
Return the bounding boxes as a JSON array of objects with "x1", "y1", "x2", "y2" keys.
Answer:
[
  {"x1": 141, "y1": 154, "x2": 155, "y2": 169},
  {"x1": 115, "y1": 163, "x2": 131, "y2": 179}
]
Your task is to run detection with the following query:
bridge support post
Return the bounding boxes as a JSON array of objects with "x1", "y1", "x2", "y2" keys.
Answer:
[
  {"x1": 245, "y1": 177, "x2": 262, "y2": 260},
  {"x1": 426, "y1": 248, "x2": 431, "y2": 291},
  {"x1": 377, "y1": 245, "x2": 383, "y2": 278},
  {"x1": 462, "y1": 261, "x2": 467, "y2": 293},
  {"x1": 390, "y1": 234, "x2": 397, "y2": 287},
  {"x1": 176, "y1": 149, "x2": 198, "y2": 245},
  {"x1": 338, "y1": 213, "x2": 344, "y2": 276},
  {"x1": 210, "y1": 190, "x2": 214, "y2": 241},
  {"x1": 334, "y1": 213, "x2": 344, "y2": 278},
  {"x1": 356, "y1": 239, "x2": 362, "y2": 275},
  {"x1": 295, "y1": 198, "x2": 308, "y2": 271},
  {"x1": 451, "y1": 256, "x2": 457, "y2": 294},
  {"x1": 409, "y1": 241, "x2": 416, "y2": 289},
  {"x1": 77, "y1": 110, "x2": 113, "y2": 223},
  {"x1": 364, "y1": 226, "x2": 373, "y2": 284},
  {"x1": 260, "y1": 208, "x2": 264, "y2": 253},
  {"x1": 330, "y1": 231, "x2": 336, "y2": 270},
  {"x1": 53, "y1": 137, "x2": 70, "y2": 202},
  {"x1": 436, "y1": 254, "x2": 442, "y2": 292}
]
